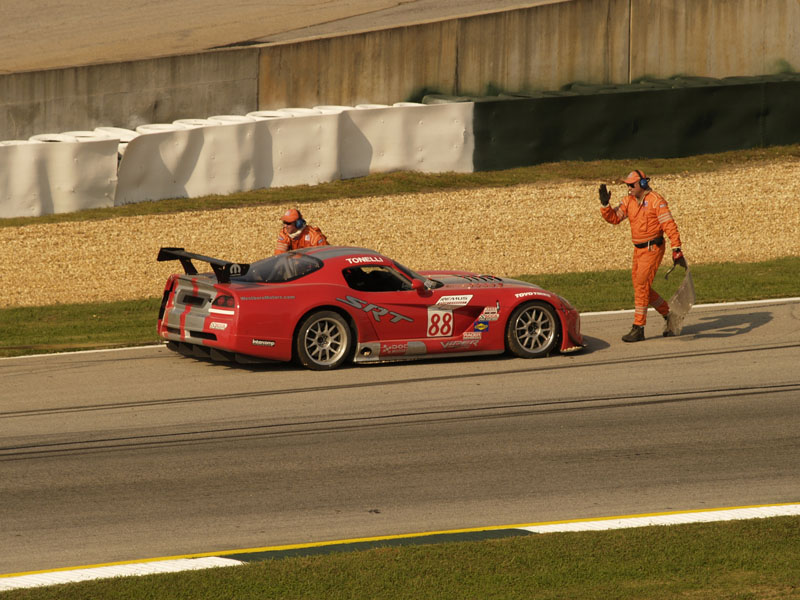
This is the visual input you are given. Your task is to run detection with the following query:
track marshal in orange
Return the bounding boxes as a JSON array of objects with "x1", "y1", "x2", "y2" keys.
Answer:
[{"x1": 598, "y1": 170, "x2": 687, "y2": 342}]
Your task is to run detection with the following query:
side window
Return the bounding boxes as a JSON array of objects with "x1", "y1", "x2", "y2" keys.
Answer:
[
  {"x1": 242, "y1": 253, "x2": 321, "y2": 283},
  {"x1": 342, "y1": 266, "x2": 412, "y2": 292}
]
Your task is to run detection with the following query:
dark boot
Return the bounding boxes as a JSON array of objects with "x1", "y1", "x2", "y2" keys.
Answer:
[{"x1": 622, "y1": 324, "x2": 645, "y2": 343}]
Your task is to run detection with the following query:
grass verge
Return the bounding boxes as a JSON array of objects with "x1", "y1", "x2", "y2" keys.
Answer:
[
  {"x1": 3, "y1": 516, "x2": 799, "y2": 599},
  {"x1": 1, "y1": 257, "x2": 797, "y2": 358}
]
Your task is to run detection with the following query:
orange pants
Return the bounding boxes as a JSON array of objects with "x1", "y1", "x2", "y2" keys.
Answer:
[{"x1": 631, "y1": 245, "x2": 669, "y2": 326}]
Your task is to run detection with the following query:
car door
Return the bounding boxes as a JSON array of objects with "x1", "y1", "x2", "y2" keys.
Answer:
[
  {"x1": 338, "y1": 264, "x2": 429, "y2": 342},
  {"x1": 339, "y1": 264, "x2": 491, "y2": 347}
]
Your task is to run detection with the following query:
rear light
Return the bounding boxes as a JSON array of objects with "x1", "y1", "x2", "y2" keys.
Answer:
[
  {"x1": 213, "y1": 295, "x2": 235, "y2": 308},
  {"x1": 210, "y1": 294, "x2": 236, "y2": 315}
]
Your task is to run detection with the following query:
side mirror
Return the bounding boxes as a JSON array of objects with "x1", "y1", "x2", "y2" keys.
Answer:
[{"x1": 411, "y1": 279, "x2": 425, "y2": 292}]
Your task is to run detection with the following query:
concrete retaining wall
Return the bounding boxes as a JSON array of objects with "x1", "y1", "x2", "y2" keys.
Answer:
[
  {"x1": 2, "y1": 0, "x2": 798, "y2": 141},
  {"x1": 635, "y1": 0, "x2": 799, "y2": 79},
  {"x1": 1, "y1": 50, "x2": 259, "y2": 142}
]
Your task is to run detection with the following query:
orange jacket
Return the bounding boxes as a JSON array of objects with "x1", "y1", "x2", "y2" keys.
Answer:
[
  {"x1": 275, "y1": 225, "x2": 328, "y2": 254},
  {"x1": 601, "y1": 190, "x2": 682, "y2": 248}
]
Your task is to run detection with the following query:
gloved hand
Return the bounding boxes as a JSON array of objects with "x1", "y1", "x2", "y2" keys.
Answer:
[
  {"x1": 598, "y1": 184, "x2": 610, "y2": 206},
  {"x1": 672, "y1": 248, "x2": 688, "y2": 269}
]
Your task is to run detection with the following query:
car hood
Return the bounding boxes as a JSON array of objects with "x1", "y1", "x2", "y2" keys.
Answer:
[{"x1": 429, "y1": 273, "x2": 541, "y2": 289}]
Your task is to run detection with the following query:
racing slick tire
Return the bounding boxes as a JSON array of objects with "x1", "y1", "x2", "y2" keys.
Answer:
[
  {"x1": 505, "y1": 301, "x2": 560, "y2": 359},
  {"x1": 295, "y1": 310, "x2": 353, "y2": 370}
]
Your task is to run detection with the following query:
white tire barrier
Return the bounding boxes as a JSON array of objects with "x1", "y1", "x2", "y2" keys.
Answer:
[{"x1": 1, "y1": 103, "x2": 475, "y2": 217}]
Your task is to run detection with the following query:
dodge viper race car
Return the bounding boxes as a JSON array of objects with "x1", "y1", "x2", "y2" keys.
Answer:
[{"x1": 157, "y1": 246, "x2": 584, "y2": 370}]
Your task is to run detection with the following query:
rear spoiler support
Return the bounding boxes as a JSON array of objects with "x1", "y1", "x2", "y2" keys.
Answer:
[{"x1": 157, "y1": 247, "x2": 250, "y2": 284}]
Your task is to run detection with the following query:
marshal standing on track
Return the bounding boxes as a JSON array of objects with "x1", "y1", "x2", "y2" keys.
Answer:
[{"x1": 598, "y1": 170, "x2": 687, "y2": 342}]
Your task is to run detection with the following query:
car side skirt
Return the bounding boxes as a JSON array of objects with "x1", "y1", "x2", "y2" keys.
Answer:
[{"x1": 353, "y1": 341, "x2": 504, "y2": 364}]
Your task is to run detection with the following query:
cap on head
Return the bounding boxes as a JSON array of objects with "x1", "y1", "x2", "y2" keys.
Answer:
[
  {"x1": 281, "y1": 208, "x2": 302, "y2": 223},
  {"x1": 622, "y1": 170, "x2": 646, "y2": 184}
]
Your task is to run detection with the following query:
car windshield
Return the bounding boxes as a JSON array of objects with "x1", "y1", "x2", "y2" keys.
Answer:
[
  {"x1": 235, "y1": 253, "x2": 322, "y2": 283},
  {"x1": 392, "y1": 259, "x2": 444, "y2": 289}
]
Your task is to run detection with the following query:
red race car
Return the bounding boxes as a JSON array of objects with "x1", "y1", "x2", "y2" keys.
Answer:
[{"x1": 157, "y1": 246, "x2": 584, "y2": 370}]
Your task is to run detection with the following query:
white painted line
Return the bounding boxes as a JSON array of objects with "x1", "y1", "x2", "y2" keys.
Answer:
[
  {"x1": 582, "y1": 297, "x2": 800, "y2": 317},
  {"x1": 686, "y1": 297, "x2": 800, "y2": 309},
  {"x1": 0, "y1": 557, "x2": 243, "y2": 591},
  {"x1": 0, "y1": 344, "x2": 164, "y2": 361},
  {"x1": 518, "y1": 503, "x2": 800, "y2": 534}
]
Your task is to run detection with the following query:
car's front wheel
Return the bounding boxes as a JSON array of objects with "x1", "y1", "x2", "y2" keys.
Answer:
[
  {"x1": 295, "y1": 310, "x2": 352, "y2": 370},
  {"x1": 506, "y1": 301, "x2": 560, "y2": 358}
]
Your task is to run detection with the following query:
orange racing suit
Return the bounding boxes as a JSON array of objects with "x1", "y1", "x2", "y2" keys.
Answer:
[
  {"x1": 275, "y1": 225, "x2": 329, "y2": 254},
  {"x1": 601, "y1": 190, "x2": 682, "y2": 326}
]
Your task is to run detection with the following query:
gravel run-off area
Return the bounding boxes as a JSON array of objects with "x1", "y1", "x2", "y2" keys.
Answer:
[{"x1": 3, "y1": 159, "x2": 799, "y2": 308}]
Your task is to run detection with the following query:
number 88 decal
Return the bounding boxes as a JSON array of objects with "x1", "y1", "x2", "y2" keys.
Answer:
[{"x1": 427, "y1": 307, "x2": 453, "y2": 337}]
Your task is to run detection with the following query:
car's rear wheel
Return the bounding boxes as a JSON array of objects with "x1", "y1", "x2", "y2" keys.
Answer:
[
  {"x1": 295, "y1": 310, "x2": 352, "y2": 370},
  {"x1": 506, "y1": 301, "x2": 559, "y2": 358}
]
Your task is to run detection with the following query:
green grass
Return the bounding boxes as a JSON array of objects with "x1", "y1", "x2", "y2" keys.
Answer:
[
  {"x1": 0, "y1": 298, "x2": 161, "y2": 357},
  {"x1": 4, "y1": 517, "x2": 799, "y2": 599},
  {"x1": 1, "y1": 257, "x2": 797, "y2": 358}
]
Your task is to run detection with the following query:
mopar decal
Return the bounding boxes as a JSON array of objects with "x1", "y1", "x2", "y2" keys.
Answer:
[{"x1": 336, "y1": 295, "x2": 413, "y2": 323}]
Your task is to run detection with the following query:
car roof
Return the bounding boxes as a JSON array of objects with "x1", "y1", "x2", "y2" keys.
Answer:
[
  {"x1": 294, "y1": 246, "x2": 384, "y2": 260},
  {"x1": 294, "y1": 246, "x2": 400, "y2": 268}
]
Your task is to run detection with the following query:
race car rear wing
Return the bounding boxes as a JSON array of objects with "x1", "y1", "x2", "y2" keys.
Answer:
[{"x1": 157, "y1": 247, "x2": 250, "y2": 284}]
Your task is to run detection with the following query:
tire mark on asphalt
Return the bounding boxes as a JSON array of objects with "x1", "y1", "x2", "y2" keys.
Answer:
[
  {"x1": 2, "y1": 382, "x2": 799, "y2": 461},
  {"x1": 2, "y1": 342, "x2": 798, "y2": 419}
]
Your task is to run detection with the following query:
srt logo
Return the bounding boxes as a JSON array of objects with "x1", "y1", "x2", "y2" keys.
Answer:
[{"x1": 336, "y1": 296, "x2": 413, "y2": 323}]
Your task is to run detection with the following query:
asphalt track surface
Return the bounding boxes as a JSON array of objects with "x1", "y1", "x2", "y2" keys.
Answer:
[
  {"x1": 1, "y1": 0, "x2": 551, "y2": 74},
  {"x1": 2, "y1": 299, "x2": 799, "y2": 575}
]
